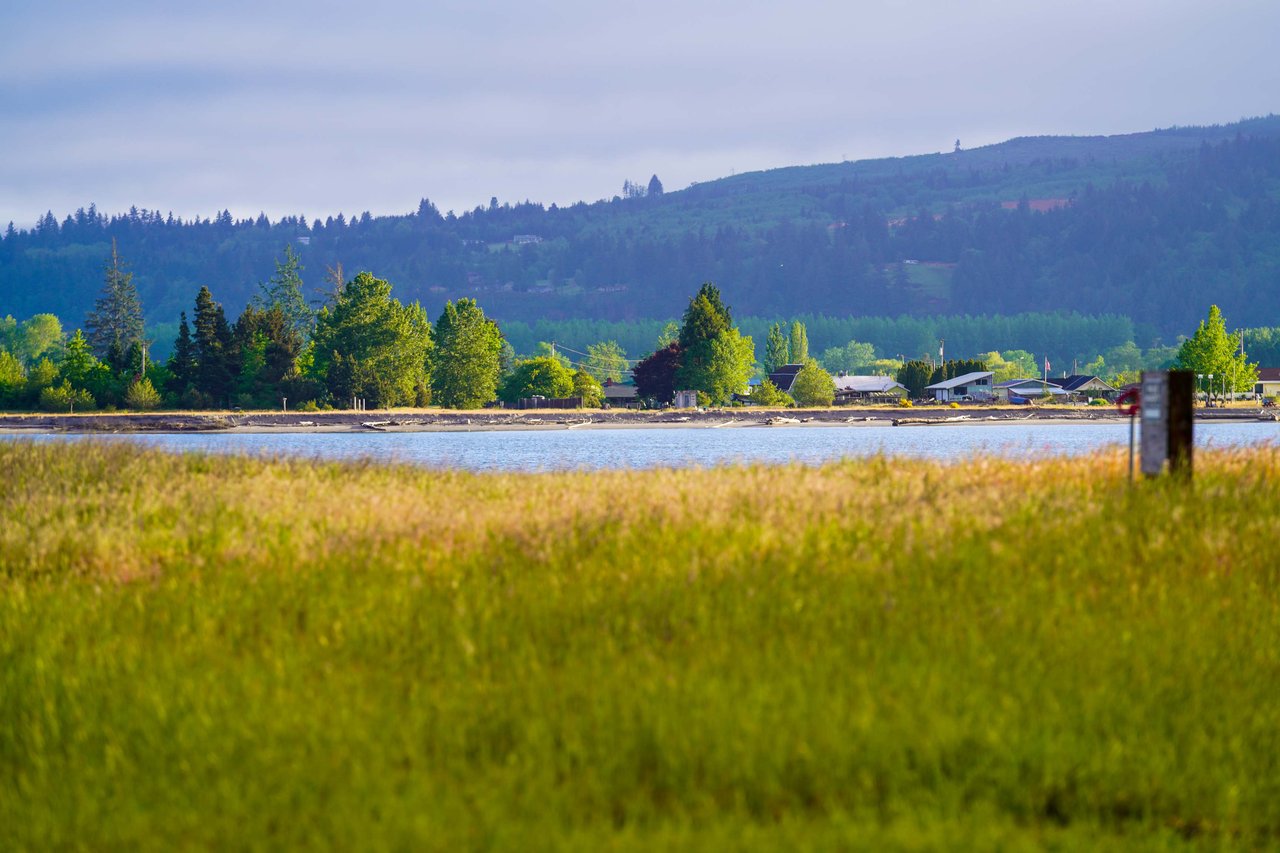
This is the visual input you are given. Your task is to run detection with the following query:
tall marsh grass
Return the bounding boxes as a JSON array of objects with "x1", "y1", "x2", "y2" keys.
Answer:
[{"x1": 2, "y1": 441, "x2": 1279, "y2": 848}]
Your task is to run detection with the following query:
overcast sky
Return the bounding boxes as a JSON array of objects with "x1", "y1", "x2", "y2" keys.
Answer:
[{"x1": 2, "y1": 0, "x2": 1277, "y2": 228}]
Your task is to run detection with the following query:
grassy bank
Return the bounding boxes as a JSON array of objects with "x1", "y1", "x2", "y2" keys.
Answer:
[{"x1": 2, "y1": 442, "x2": 1279, "y2": 849}]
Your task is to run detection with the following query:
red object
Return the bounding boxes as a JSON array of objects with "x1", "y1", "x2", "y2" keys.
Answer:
[{"x1": 1116, "y1": 388, "x2": 1141, "y2": 416}]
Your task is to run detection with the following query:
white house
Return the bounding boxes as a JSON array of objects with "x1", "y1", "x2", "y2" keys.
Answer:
[
  {"x1": 994, "y1": 378, "x2": 1070, "y2": 402},
  {"x1": 924, "y1": 371, "x2": 994, "y2": 402},
  {"x1": 1255, "y1": 368, "x2": 1280, "y2": 398}
]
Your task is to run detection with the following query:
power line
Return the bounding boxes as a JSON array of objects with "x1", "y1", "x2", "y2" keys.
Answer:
[{"x1": 552, "y1": 342, "x2": 647, "y2": 365}]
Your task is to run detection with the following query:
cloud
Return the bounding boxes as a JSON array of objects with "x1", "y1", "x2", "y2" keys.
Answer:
[{"x1": 1, "y1": 0, "x2": 1277, "y2": 226}]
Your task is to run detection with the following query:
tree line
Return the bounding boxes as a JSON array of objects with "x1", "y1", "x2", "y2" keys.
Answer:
[{"x1": 0, "y1": 243, "x2": 1266, "y2": 412}]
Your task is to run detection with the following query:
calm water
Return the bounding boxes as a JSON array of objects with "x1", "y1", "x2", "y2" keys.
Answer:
[{"x1": 6, "y1": 421, "x2": 1276, "y2": 471}]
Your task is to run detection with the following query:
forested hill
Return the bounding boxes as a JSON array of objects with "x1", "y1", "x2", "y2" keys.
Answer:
[{"x1": 3, "y1": 115, "x2": 1279, "y2": 341}]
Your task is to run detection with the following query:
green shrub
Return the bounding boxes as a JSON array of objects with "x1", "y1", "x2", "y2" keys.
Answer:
[
  {"x1": 38, "y1": 380, "x2": 95, "y2": 412},
  {"x1": 124, "y1": 377, "x2": 161, "y2": 410}
]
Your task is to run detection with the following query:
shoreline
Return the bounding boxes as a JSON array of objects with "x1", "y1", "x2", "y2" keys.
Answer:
[{"x1": 1, "y1": 407, "x2": 1271, "y2": 435}]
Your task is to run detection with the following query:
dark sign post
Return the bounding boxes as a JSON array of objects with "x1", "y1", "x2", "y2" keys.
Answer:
[{"x1": 1139, "y1": 370, "x2": 1194, "y2": 478}]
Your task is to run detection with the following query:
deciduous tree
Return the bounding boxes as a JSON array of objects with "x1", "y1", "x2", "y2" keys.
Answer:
[
  {"x1": 497, "y1": 356, "x2": 574, "y2": 404},
  {"x1": 573, "y1": 370, "x2": 604, "y2": 407},
  {"x1": 633, "y1": 342, "x2": 681, "y2": 405},
  {"x1": 584, "y1": 340, "x2": 628, "y2": 383},
  {"x1": 1176, "y1": 305, "x2": 1256, "y2": 393},
  {"x1": 431, "y1": 298, "x2": 503, "y2": 409},
  {"x1": 788, "y1": 321, "x2": 809, "y2": 364},
  {"x1": 790, "y1": 359, "x2": 835, "y2": 407}
]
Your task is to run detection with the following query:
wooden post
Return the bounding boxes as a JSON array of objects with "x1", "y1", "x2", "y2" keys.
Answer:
[{"x1": 1139, "y1": 370, "x2": 1193, "y2": 478}]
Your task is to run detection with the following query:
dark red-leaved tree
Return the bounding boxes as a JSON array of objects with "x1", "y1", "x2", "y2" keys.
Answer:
[{"x1": 633, "y1": 342, "x2": 682, "y2": 405}]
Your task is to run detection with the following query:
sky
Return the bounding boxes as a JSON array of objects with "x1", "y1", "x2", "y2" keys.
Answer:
[{"x1": 2, "y1": 0, "x2": 1277, "y2": 229}]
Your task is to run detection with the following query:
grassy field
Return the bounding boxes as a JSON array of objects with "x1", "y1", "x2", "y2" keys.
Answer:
[{"x1": 2, "y1": 442, "x2": 1279, "y2": 849}]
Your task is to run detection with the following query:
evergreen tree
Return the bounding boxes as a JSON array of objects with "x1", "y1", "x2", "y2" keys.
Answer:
[
  {"x1": 193, "y1": 286, "x2": 237, "y2": 406},
  {"x1": 764, "y1": 323, "x2": 790, "y2": 374},
  {"x1": 896, "y1": 360, "x2": 934, "y2": 397},
  {"x1": 647, "y1": 175, "x2": 664, "y2": 197},
  {"x1": 167, "y1": 312, "x2": 197, "y2": 397},
  {"x1": 311, "y1": 272, "x2": 433, "y2": 408},
  {"x1": 256, "y1": 245, "x2": 313, "y2": 339},
  {"x1": 676, "y1": 283, "x2": 732, "y2": 392},
  {"x1": 60, "y1": 330, "x2": 98, "y2": 387},
  {"x1": 235, "y1": 304, "x2": 304, "y2": 405},
  {"x1": 430, "y1": 298, "x2": 503, "y2": 409},
  {"x1": 85, "y1": 240, "x2": 145, "y2": 370}
]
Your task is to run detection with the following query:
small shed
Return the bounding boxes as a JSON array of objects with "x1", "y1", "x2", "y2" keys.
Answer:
[{"x1": 673, "y1": 389, "x2": 698, "y2": 409}]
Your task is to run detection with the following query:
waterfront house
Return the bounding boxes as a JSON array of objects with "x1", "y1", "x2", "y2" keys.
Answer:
[
  {"x1": 1255, "y1": 368, "x2": 1280, "y2": 398},
  {"x1": 924, "y1": 371, "x2": 994, "y2": 402},
  {"x1": 603, "y1": 380, "x2": 639, "y2": 408},
  {"x1": 1047, "y1": 374, "x2": 1117, "y2": 399},
  {"x1": 994, "y1": 378, "x2": 1070, "y2": 402},
  {"x1": 833, "y1": 375, "x2": 908, "y2": 404},
  {"x1": 766, "y1": 364, "x2": 805, "y2": 394}
]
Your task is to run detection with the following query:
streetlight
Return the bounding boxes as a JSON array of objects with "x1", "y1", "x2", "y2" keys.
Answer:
[
  {"x1": 1208, "y1": 374, "x2": 1214, "y2": 407},
  {"x1": 1197, "y1": 373, "x2": 1204, "y2": 406}
]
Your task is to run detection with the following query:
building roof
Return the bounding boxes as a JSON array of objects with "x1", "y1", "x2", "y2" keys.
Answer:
[
  {"x1": 767, "y1": 364, "x2": 805, "y2": 392},
  {"x1": 603, "y1": 383, "x2": 637, "y2": 399},
  {"x1": 1257, "y1": 368, "x2": 1280, "y2": 382},
  {"x1": 1046, "y1": 374, "x2": 1116, "y2": 392},
  {"x1": 997, "y1": 378, "x2": 1068, "y2": 394},
  {"x1": 834, "y1": 375, "x2": 906, "y2": 394},
  {"x1": 924, "y1": 371, "x2": 993, "y2": 391}
]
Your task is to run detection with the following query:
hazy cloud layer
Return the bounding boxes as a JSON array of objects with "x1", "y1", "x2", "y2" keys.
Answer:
[{"x1": 2, "y1": 0, "x2": 1277, "y2": 226}]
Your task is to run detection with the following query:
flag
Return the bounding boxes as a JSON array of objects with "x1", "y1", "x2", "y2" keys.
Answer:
[{"x1": 1044, "y1": 356, "x2": 1051, "y2": 374}]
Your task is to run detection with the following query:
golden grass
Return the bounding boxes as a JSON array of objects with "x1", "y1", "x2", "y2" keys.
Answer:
[{"x1": 2, "y1": 441, "x2": 1279, "y2": 848}]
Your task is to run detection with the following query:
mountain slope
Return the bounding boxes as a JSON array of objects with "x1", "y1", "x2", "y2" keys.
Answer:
[{"x1": 1, "y1": 115, "x2": 1278, "y2": 340}]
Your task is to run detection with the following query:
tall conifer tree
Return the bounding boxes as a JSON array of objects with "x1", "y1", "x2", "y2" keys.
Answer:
[{"x1": 85, "y1": 239, "x2": 145, "y2": 370}]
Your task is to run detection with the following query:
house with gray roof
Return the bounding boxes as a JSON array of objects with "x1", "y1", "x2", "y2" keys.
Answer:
[
  {"x1": 1046, "y1": 374, "x2": 1117, "y2": 399},
  {"x1": 923, "y1": 371, "x2": 994, "y2": 402},
  {"x1": 833, "y1": 374, "x2": 908, "y2": 404},
  {"x1": 994, "y1": 378, "x2": 1069, "y2": 402}
]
